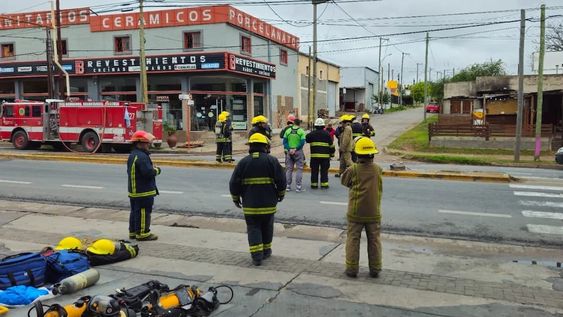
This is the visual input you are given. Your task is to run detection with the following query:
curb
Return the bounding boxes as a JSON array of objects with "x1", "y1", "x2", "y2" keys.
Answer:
[{"x1": 0, "y1": 153, "x2": 512, "y2": 183}]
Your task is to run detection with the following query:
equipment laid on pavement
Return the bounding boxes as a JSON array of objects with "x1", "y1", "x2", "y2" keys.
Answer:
[
  {"x1": 111, "y1": 280, "x2": 170, "y2": 312},
  {"x1": 87, "y1": 241, "x2": 139, "y2": 266},
  {"x1": 54, "y1": 237, "x2": 83, "y2": 251},
  {"x1": 0, "y1": 252, "x2": 47, "y2": 290},
  {"x1": 0, "y1": 305, "x2": 7, "y2": 315},
  {"x1": 45, "y1": 250, "x2": 90, "y2": 283},
  {"x1": 52, "y1": 268, "x2": 100, "y2": 295},
  {"x1": 30, "y1": 295, "x2": 135, "y2": 317},
  {"x1": 87, "y1": 240, "x2": 118, "y2": 256}
]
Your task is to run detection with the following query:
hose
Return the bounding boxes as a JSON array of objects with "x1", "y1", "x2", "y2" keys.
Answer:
[{"x1": 213, "y1": 285, "x2": 234, "y2": 305}]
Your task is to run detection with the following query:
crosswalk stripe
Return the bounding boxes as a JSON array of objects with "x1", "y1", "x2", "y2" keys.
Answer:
[
  {"x1": 510, "y1": 184, "x2": 563, "y2": 192},
  {"x1": 438, "y1": 209, "x2": 512, "y2": 218},
  {"x1": 522, "y1": 210, "x2": 563, "y2": 220},
  {"x1": 519, "y1": 200, "x2": 563, "y2": 208},
  {"x1": 320, "y1": 201, "x2": 348, "y2": 206},
  {"x1": 159, "y1": 190, "x2": 184, "y2": 194},
  {"x1": 514, "y1": 191, "x2": 563, "y2": 199},
  {"x1": 527, "y1": 224, "x2": 563, "y2": 235}
]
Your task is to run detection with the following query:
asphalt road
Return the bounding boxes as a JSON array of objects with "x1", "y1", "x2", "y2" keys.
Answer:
[{"x1": 1, "y1": 159, "x2": 562, "y2": 246}]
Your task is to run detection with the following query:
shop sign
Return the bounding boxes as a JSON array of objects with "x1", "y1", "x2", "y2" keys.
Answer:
[
  {"x1": 0, "y1": 7, "x2": 90, "y2": 30},
  {"x1": 228, "y1": 54, "x2": 276, "y2": 79},
  {"x1": 0, "y1": 62, "x2": 75, "y2": 77},
  {"x1": 156, "y1": 96, "x2": 170, "y2": 102},
  {"x1": 232, "y1": 122, "x2": 248, "y2": 130}
]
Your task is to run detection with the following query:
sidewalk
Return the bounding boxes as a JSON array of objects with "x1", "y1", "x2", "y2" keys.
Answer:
[{"x1": 1, "y1": 200, "x2": 563, "y2": 316}]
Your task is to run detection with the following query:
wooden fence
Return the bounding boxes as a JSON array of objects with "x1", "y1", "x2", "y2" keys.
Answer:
[{"x1": 429, "y1": 123, "x2": 554, "y2": 141}]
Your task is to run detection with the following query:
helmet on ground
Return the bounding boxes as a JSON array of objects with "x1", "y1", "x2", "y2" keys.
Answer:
[
  {"x1": 87, "y1": 239, "x2": 117, "y2": 255},
  {"x1": 362, "y1": 113, "x2": 370, "y2": 120},
  {"x1": 287, "y1": 114, "x2": 296, "y2": 123},
  {"x1": 314, "y1": 118, "x2": 325, "y2": 127},
  {"x1": 55, "y1": 236, "x2": 83, "y2": 251},
  {"x1": 131, "y1": 130, "x2": 155, "y2": 143},
  {"x1": 248, "y1": 133, "x2": 270, "y2": 145},
  {"x1": 354, "y1": 137, "x2": 379, "y2": 155}
]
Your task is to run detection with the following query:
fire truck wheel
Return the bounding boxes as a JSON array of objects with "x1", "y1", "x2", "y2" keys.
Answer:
[
  {"x1": 81, "y1": 131, "x2": 100, "y2": 153},
  {"x1": 12, "y1": 131, "x2": 29, "y2": 150}
]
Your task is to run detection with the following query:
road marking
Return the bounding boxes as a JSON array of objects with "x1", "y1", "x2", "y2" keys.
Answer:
[
  {"x1": 513, "y1": 191, "x2": 563, "y2": 199},
  {"x1": 61, "y1": 184, "x2": 104, "y2": 190},
  {"x1": 159, "y1": 190, "x2": 184, "y2": 194},
  {"x1": 320, "y1": 201, "x2": 348, "y2": 206},
  {"x1": 221, "y1": 194, "x2": 231, "y2": 198},
  {"x1": 510, "y1": 184, "x2": 563, "y2": 192},
  {"x1": 522, "y1": 210, "x2": 563, "y2": 220},
  {"x1": 527, "y1": 224, "x2": 563, "y2": 235},
  {"x1": 0, "y1": 179, "x2": 32, "y2": 185},
  {"x1": 438, "y1": 209, "x2": 512, "y2": 218},
  {"x1": 519, "y1": 200, "x2": 563, "y2": 208}
]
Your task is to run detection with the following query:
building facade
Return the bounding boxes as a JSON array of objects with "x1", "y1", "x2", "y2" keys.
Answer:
[
  {"x1": 0, "y1": 5, "x2": 300, "y2": 130},
  {"x1": 296, "y1": 53, "x2": 340, "y2": 119},
  {"x1": 339, "y1": 67, "x2": 378, "y2": 112}
]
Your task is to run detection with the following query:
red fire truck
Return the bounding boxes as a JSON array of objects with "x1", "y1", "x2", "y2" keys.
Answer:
[{"x1": 0, "y1": 100, "x2": 163, "y2": 152}]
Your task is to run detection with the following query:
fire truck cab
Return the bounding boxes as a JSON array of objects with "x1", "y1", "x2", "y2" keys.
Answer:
[{"x1": 0, "y1": 99, "x2": 162, "y2": 152}]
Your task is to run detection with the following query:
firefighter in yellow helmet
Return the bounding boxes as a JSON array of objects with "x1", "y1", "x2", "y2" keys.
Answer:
[
  {"x1": 336, "y1": 115, "x2": 354, "y2": 177},
  {"x1": 127, "y1": 130, "x2": 161, "y2": 241},
  {"x1": 361, "y1": 113, "x2": 375, "y2": 137},
  {"x1": 229, "y1": 133, "x2": 286, "y2": 266},
  {"x1": 249, "y1": 115, "x2": 273, "y2": 140},
  {"x1": 341, "y1": 137, "x2": 382, "y2": 278},
  {"x1": 215, "y1": 111, "x2": 234, "y2": 163}
]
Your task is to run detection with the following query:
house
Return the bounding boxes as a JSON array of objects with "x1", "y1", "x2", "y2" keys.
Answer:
[{"x1": 339, "y1": 67, "x2": 379, "y2": 112}]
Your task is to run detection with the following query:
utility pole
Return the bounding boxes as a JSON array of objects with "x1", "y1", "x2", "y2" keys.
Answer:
[
  {"x1": 423, "y1": 32, "x2": 429, "y2": 120},
  {"x1": 400, "y1": 52, "x2": 408, "y2": 106},
  {"x1": 387, "y1": 63, "x2": 390, "y2": 82},
  {"x1": 139, "y1": 0, "x2": 149, "y2": 104},
  {"x1": 311, "y1": 1, "x2": 328, "y2": 123},
  {"x1": 55, "y1": 0, "x2": 63, "y2": 99},
  {"x1": 46, "y1": 29, "x2": 55, "y2": 99},
  {"x1": 416, "y1": 63, "x2": 422, "y2": 83},
  {"x1": 514, "y1": 9, "x2": 526, "y2": 162},
  {"x1": 307, "y1": 46, "x2": 312, "y2": 129},
  {"x1": 377, "y1": 37, "x2": 387, "y2": 109},
  {"x1": 534, "y1": 4, "x2": 546, "y2": 161}
]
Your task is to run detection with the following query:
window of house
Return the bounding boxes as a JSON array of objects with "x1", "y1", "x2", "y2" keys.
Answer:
[
  {"x1": 306, "y1": 66, "x2": 310, "y2": 75},
  {"x1": 1, "y1": 43, "x2": 14, "y2": 58},
  {"x1": 184, "y1": 31, "x2": 202, "y2": 50},
  {"x1": 320, "y1": 70, "x2": 323, "y2": 80},
  {"x1": 241, "y1": 35, "x2": 252, "y2": 55},
  {"x1": 280, "y1": 49, "x2": 288, "y2": 65},
  {"x1": 114, "y1": 36, "x2": 131, "y2": 54},
  {"x1": 60, "y1": 39, "x2": 68, "y2": 56}
]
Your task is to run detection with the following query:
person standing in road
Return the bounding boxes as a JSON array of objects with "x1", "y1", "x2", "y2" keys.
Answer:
[
  {"x1": 283, "y1": 118, "x2": 306, "y2": 192},
  {"x1": 306, "y1": 118, "x2": 335, "y2": 189},
  {"x1": 351, "y1": 115, "x2": 363, "y2": 163},
  {"x1": 280, "y1": 114, "x2": 296, "y2": 140},
  {"x1": 229, "y1": 133, "x2": 286, "y2": 266},
  {"x1": 361, "y1": 113, "x2": 375, "y2": 138},
  {"x1": 325, "y1": 122, "x2": 336, "y2": 143},
  {"x1": 336, "y1": 115, "x2": 353, "y2": 178},
  {"x1": 127, "y1": 130, "x2": 161, "y2": 241},
  {"x1": 215, "y1": 111, "x2": 233, "y2": 163},
  {"x1": 341, "y1": 137, "x2": 382, "y2": 278},
  {"x1": 249, "y1": 115, "x2": 273, "y2": 140}
]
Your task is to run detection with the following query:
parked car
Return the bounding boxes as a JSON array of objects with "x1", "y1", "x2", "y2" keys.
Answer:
[
  {"x1": 425, "y1": 104, "x2": 440, "y2": 113},
  {"x1": 556, "y1": 147, "x2": 563, "y2": 165}
]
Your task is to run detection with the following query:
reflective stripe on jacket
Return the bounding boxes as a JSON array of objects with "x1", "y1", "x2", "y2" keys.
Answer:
[
  {"x1": 306, "y1": 129, "x2": 335, "y2": 159},
  {"x1": 127, "y1": 148, "x2": 160, "y2": 199}
]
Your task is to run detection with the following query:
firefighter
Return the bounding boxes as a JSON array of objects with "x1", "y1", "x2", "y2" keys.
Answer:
[
  {"x1": 283, "y1": 119, "x2": 306, "y2": 192},
  {"x1": 361, "y1": 113, "x2": 375, "y2": 137},
  {"x1": 351, "y1": 115, "x2": 363, "y2": 162},
  {"x1": 229, "y1": 133, "x2": 286, "y2": 266},
  {"x1": 249, "y1": 115, "x2": 273, "y2": 140},
  {"x1": 127, "y1": 130, "x2": 161, "y2": 241},
  {"x1": 215, "y1": 111, "x2": 233, "y2": 163},
  {"x1": 306, "y1": 118, "x2": 335, "y2": 189},
  {"x1": 341, "y1": 137, "x2": 382, "y2": 278},
  {"x1": 336, "y1": 115, "x2": 353, "y2": 178}
]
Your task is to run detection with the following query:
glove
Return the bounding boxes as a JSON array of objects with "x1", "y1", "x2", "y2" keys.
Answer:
[
  {"x1": 233, "y1": 199, "x2": 242, "y2": 209},
  {"x1": 154, "y1": 167, "x2": 161, "y2": 175}
]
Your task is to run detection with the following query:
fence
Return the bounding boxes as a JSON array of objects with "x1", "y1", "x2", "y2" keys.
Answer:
[{"x1": 429, "y1": 123, "x2": 554, "y2": 141}]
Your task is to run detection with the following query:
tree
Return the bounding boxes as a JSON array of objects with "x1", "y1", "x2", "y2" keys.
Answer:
[
  {"x1": 546, "y1": 23, "x2": 563, "y2": 51},
  {"x1": 372, "y1": 91, "x2": 390, "y2": 105},
  {"x1": 409, "y1": 82, "x2": 427, "y2": 104},
  {"x1": 449, "y1": 60, "x2": 506, "y2": 83}
]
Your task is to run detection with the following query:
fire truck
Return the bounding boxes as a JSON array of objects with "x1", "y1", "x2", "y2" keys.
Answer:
[{"x1": 0, "y1": 100, "x2": 163, "y2": 152}]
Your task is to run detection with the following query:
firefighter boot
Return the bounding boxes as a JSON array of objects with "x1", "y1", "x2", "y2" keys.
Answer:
[{"x1": 136, "y1": 233, "x2": 158, "y2": 241}]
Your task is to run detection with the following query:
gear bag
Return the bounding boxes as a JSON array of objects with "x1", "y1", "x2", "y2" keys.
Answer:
[
  {"x1": 0, "y1": 252, "x2": 46, "y2": 290},
  {"x1": 87, "y1": 240, "x2": 139, "y2": 266},
  {"x1": 45, "y1": 250, "x2": 90, "y2": 284}
]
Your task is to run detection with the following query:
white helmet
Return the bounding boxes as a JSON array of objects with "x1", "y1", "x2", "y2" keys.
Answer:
[{"x1": 314, "y1": 118, "x2": 325, "y2": 127}]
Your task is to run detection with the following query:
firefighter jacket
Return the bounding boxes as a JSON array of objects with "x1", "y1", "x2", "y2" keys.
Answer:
[
  {"x1": 216, "y1": 120, "x2": 233, "y2": 143},
  {"x1": 306, "y1": 129, "x2": 335, "y2": 159},
  {"x1": 341, "y1": 159, "x2": 383, "y2": 223},
  {"x1": 335, "y1": 126, "x2": 344, "y2": 147},
  {"x1": 339, "y1": 124, "x2": 353, "y2": 153},
  {"x1": 352, "y1": 122, "x2": 363, "y2": 139},
  {"x1": 127, "y1": 148, "x2": 160, "y2": 199},
  {"x1": 249, "y1": 125, "x2": 273, "y2": 140},
  {"x1": 229, "y1": 151, "x2": 286, "y2": 215},
  {"x1": 362, "y1": 123, "x2": 375, "y2": 137}
]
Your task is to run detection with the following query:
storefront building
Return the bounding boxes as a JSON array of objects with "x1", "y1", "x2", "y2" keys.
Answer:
[{"x1": 0, "y1": 5, "x2": 299, "y2": 130}]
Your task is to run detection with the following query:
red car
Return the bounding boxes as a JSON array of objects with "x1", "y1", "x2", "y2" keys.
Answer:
[{"x1": 425, "y1": 104, "x2": 440, "y2": 113}]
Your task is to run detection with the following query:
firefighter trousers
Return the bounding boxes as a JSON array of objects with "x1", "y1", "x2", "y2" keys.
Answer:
[
  {"x1": 345, "y1": 222, "x2": 382, "y2": 275},
  {"x1": 244, "y1": 214, "x2": 274, "y2": 261},
  {"x1": 216, "y1": 141, "x2": 232, "y2": 162},
  {"x1": 129, "y1": 197, "x2": 154, "y2": 238},
  {"x1": 310, "y1": 158, "x2": 330, "y2": 188},
  {"x1": 339, "y1": 151, "x2": 353, "y2": 174}
]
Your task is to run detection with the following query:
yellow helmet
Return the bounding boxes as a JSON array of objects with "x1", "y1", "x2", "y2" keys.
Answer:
[
  {"x1": 340, "y1": 115, "x2": 351, "y2": 122},
  {"x1": 251, "y1": 115, "x2": 268, "y2": 125},
  {"x1": 248, "y1": 133, "x2": 270, "y2": 144},
  {"x1": 221, "y1": 111, "x2": 230, "y2": 118},
  {"x1": 362, "y1": 113, "x2": 370, "y2": 120},
  {"x1": 87, "y1": 239, "x2": 117, "y2": 255},
  {"x1": 218, "y1": 113, "x2": 226, "y2": 122},
  {"x1": 55, "y1": 236, "x2": 83, "y2": 251},
  {"x1": 354, "y1": 137, "x2": 379, "y2": 155}
]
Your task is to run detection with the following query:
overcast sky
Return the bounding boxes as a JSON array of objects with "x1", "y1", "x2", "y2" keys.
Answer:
[{"x1": 2, "y1": 0, "x2": 562, "y2": 83}]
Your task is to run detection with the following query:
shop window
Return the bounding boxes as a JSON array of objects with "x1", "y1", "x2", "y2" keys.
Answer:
[
  {"x1": 23, "y1": 79, "x2": 47, "y2": 94},
  {"x1": 241, "y1": 35, "x2": 251, "y2": 55},
  {"x1": 70, "y1": 78, "x2": 87, "y2": 93},
  {"x1": 184, "y1": 31, "x2": 202, "y2": 50},
  {"x1": 32, "y1": 105, "x2": 42, "y2": 118},
  {"x1": 0, "y1": 81, "x2": 15, "y2": 94},
  {"x1": 280, "y1": 49, "x2": 288, "y2": 65},
  {"x1": 1, "y1": 43, "x2": 14, "y2": 59},
  {"x1": 320, "y1": 70, "x2": 323, "y2": 80},
  {"x1": 60, "y1": 39, "x2": 68, "y2": 56},
  {"x1": 114, "y1": 36, "x2": 131, "y2": 55},
  {"x1": 101, "y1": 77, "x2": 136, "y2": 93},
  {"x1": 253, "y1": 82, "x2": 264, "y2": 94}
]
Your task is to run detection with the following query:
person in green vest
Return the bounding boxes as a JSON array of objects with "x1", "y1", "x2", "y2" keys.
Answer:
[{"x1": 283, "y1": 119, "x2": 306, "y2": 192}]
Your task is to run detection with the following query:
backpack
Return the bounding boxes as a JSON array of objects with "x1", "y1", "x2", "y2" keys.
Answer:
[
  {"x1": 215, "y1": 121, "x2": 223, "y2": 137},
  {"x1": 0, "y1": 252, "x2": 47, "y2": 290},
  {"x1": 45, "y1": 250, "x2": 90, "y2": 284}
]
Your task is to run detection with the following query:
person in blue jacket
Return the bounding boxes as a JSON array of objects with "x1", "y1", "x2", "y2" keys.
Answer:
[{"x1": 127, "y1": 130, "x2": 161, "y2": 241}]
